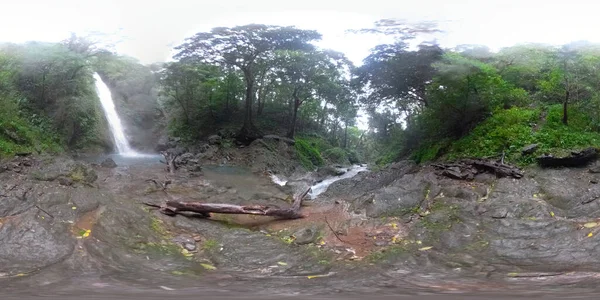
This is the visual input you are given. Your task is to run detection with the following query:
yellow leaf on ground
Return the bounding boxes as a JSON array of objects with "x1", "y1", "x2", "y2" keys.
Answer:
[
  {"x1": 389, "y1": 223, "x2": 398, "y2": 229},
  {"x1": 307, "y1": 274, "x2": 327, "y2": 279},
  {"x1": 416, "y1": 240, "x2": 422, "y2": 245},
  {"x1": 550, "y1": 211, "x2": 555, "y2": 217},
  {"x1": 277, "y1": 261, "x2": 288, "y2": 266},
  {"x1": 82, "y1": 230, "x2": 91, "y2": 238},
  {"x1": 201, "y1": 263, "x2": 216, "y2": 270},
  {"x1": 507, "y1": 272, "x2": 519, "y2": 277},
  {"x1": 584, "y1": 222, "x2": 598, "y2": 228},
  {"x1": 319, "y1": 240, "x2": 326, "y2": 245},
  {"x1": 588, "y1": 232, "x2": 594, "y2": 238},
  {"x1": 181, "y1": 249, "x2": 194, "y2": 257},
  {"x1": 72, "y1": 206, "x2": 77, "y2": 210},
  {"x1": 418, "y1": 246, "x2": 433, "y2": 251}
]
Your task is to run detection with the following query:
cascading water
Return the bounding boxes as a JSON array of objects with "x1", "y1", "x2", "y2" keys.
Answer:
[{"x1": 93, "y1": 73, "x2": 138, "y2": 156}]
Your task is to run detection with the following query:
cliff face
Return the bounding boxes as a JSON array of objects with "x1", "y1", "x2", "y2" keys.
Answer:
[{"x1": 96, "y1": 60, "x2": 166, "y2": 153}]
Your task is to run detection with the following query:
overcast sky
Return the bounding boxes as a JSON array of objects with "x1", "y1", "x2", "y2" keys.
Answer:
[{"x1": 3, "y1": 0, "x2": 600, "y2": 65}]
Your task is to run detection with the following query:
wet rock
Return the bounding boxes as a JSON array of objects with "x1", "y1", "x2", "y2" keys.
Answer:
[
  {"x1": 172, "y1": 235, "x2": 197, "y2": 251},
  {"x1": 69, "y1": 163, "x2": 98, "y2": 184},
  {"x1": 293, "y1": 226, "x2": 321, "y2": 245},
  {"x1": 100, "y1": 157, "x2": 117, "y2": 168},
  {"x1": 490, "y1": 207, "x2": 508, "y2": 219},
  {"x1": 0, "y1": 211, "x2": 75, "y2": 274},
  {"x1": 364, "y1": 176, "x2": 428, "y2": 218},
  {"x1": 316, "y1": 166, "x2": 346, "y2": 180},
  {"x1": 176, "y1": 153, "x2": 195, "y2": 165},
  {"x1": 521, "y1": 144, "x2": 539, "y2": 155},
  {"x1": 589, "y1": 162, "x2": 600, "y2": 173},
  {"x1": 187, "y1": 164, "x2": 202, "y2": 172},
  {"x1": 155, "y1": 136, "x2": 169, "y2": 152},
  {"x1": 208, "y1": 135, "x2": 222, "y2": 145},
  {"x1": 57, "y1": 176, "x2": 73, "y2": 186},
  {"x1": 263, "y1": 135, "x2": 295, "y2": 145}
]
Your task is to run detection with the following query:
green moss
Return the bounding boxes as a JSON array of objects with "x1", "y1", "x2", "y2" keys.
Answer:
[
  {"x1": 150, "y1": 217, "x2": 169, "y2": 236},
  {"x1": 295, "y1": 138, "x2": 324, "y2": 170},
  {"x1": 202, "y1": 239, "x2": 219, "y2": 251},
  {"x1": 365, "y1": 245, "x2": 409, "y2": 262}
]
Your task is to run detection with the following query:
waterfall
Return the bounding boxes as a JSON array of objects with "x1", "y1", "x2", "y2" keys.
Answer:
[{"x1": 93, "y1": 73, "x2": 138, "y2": 156}]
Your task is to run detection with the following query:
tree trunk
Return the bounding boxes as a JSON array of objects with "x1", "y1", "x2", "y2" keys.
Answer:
[
  {"x1": 563, "y1": 90, "x2": 569, "y2": 125},
  {"x1": 344, "y1": 123, "x2": 348, "y2": 148},
  {"x1": 243, "y1": 74, "x2": 254, "y2": 129},
  {"x1": 237, "y1": 68, "x2": 262, "y2": 144},
  {"x1": 287, "y1": 89, "x2": 301, "y2": 139}
]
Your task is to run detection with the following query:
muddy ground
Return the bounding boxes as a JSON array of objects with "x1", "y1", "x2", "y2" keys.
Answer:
[{"x1": 4, "y1": 143, "x2": 600, "y2": 298}]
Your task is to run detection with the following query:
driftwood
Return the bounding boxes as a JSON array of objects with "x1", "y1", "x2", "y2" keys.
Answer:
[
  {"x1": 160, "y1": 151, "x2": 179, "y2": 174},
  {"x1": 537, "y1": 147, "x2": 599, "y2": 168},
  {"x1": 432, "y1": 159, "x2": 523, "y2": 180},
  {"x1": 146, "y1": 187, "x2": 311, "y2": 220},
  {"x1": 146, "y1": 178, "x2": 172, "y2": 191}
]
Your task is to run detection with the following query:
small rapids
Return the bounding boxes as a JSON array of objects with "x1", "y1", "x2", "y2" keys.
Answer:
[{"x1": 308, "y1": 165, "x2": 368, "y2": 199}]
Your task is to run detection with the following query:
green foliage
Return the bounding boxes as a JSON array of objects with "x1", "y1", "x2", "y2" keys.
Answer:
[
  {"x1": 442, "y1": 105, "x2": 600, "y2": 165},
  {"x1": 322, "y1": 147, "x2": 348, "y2": 164},
  {"x1": 294, "y1": 138, "x2": 324, "y2": 170},
  {"x1": 445, "y1": 107, "x2": 539, "y2": 161}
]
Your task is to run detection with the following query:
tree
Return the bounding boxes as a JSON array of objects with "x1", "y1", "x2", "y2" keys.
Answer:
[
  {"x1": 355, "y1": 43, "x2": 443, "y2": 121},
  {"x1": 274, "y1": 49, "x2": 350, "y2": 138},
  {"x1": 173, "y1": 24, "x2": 321, "y2": 143}
]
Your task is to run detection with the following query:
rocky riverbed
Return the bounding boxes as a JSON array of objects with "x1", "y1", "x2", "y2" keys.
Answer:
[{"x1": 4, "y1": 145, "x2": 600, "y2": 298}]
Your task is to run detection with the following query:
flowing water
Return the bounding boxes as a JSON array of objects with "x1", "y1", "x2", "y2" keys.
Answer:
[
  {"x1": 93, "y1": 73, "x2": 137, "y2": 156},
  {"x1": 308, "y1": 165, "x2": 368, "y2": 199}
]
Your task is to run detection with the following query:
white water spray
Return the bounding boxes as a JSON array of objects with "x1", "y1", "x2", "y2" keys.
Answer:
[{"x1": 93, "y1": 73, "x2": 138, "y2": 156}]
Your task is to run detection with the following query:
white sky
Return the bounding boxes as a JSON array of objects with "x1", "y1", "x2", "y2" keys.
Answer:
[{"x1": 4, "y1": 0, "x2": 600, "y2": 65}]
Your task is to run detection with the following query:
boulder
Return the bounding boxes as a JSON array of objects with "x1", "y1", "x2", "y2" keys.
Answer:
[
  {"x1": 263, "y1": 135, "x2": 295, "y2": 145},
  {"x1": 537, "y1": 147, "x2": 599, "y2": 168},
  {"x1": 100, "y1": 157, "x2": 117, "y2": 168},
  {"x1": 208, "y1": 135, "x2": 222, "y2": 145},
  {"x1": 155, "y1": 136, "x2": 169, "y2": 152},
  {"x1": 316, "y1": 166, "x2": 346, "y2": 179},
  {"x1": 293, "y1": 226, "x2": 321, "y2": 245},
  {"x1": 176, "y1": 153, "x2": 195, "y2": 165},
  {"x1": 522, "y1": 144, "x2": 539, "y2": 156}
]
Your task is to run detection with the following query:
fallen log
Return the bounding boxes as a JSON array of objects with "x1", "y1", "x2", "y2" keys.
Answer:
[
  {"x1": 146, "y1": 187, "x2": 311, "y2": 219},
  {"x1": 432, "y1": 159, "x2": 523, "y2": 180}
]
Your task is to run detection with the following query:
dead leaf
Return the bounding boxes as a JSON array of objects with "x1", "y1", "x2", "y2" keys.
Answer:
[
  {"x1": 550, "y1": 211, "x2": 555, "y2": 217},
  {"x1": 71, "y1": 206, "x2": 77, "y2": 210},
  {"x1": 418, "y1": 246, "x2": 433, "y2": 251},
  {"x1": 584, "y1": 222, "x2": 598, "y2": 228},
  {"x1": 201, "y1": 263, "x2": 216, "y2": 270},
  {"x1": 277, "y1": 261, "x2": 288, "y2": 266},
  {"x1": 589, "y1": 232, "x2": 594, "y2": 238},
  {"x1": 181, "y1": 249, "x2": 193, "y2": 257},
  {"x1": 82, "y1": 229, "x2": 91, "y2": 238}
]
